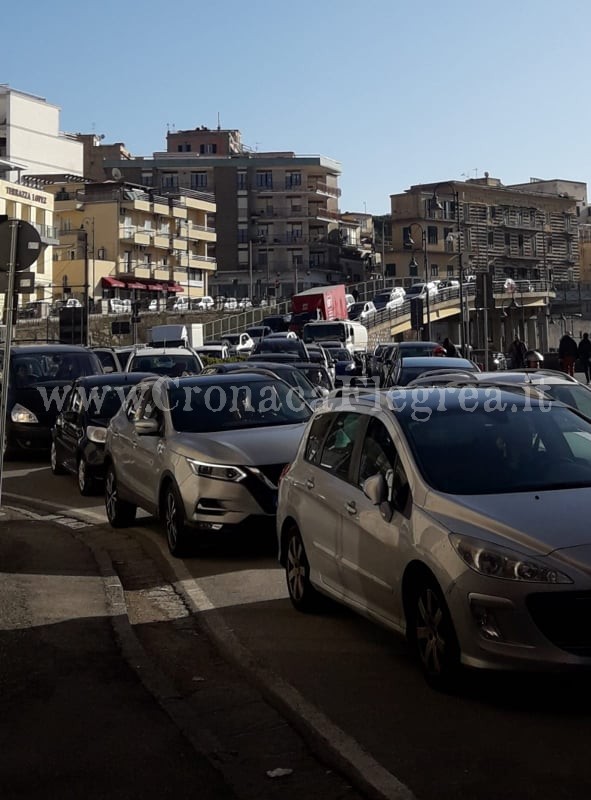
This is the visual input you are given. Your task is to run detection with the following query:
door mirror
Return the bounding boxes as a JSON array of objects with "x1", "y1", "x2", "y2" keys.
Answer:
[
  {"x1": 318, "y1": 387, "x2": 329, "y2": 398},
  {"x1": 102, "y1": 365, "x2": 114, "y2": 374},
  {"x1": 63, "y1": 410, "x2": 78, "y2": 423},
  {"x1": 393, "y1": 483, "x2": 411, "y2": 516},
  {"x1": 362, "y1": 473, "x2": 388, "y2": 505},
  {"x1": 134, "y1": 418, "x2": 160, "y2": 436}
]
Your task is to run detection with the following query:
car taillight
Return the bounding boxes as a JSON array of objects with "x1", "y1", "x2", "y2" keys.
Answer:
[
  {"x1": 279, "y1": 463, "x2": 292, "y2": 483},
  {"x1": 434, "y1": 346, "x2": 446, "y2": 356}
]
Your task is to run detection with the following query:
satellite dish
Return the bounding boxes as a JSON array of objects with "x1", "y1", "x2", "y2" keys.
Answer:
[{"x1": 111, "y1": 167, "x2": 123, "y2": 181}]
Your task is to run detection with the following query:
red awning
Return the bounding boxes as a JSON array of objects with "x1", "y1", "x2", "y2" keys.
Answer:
[
  {"x1": 167, "y1": 283, "x2": 184, "y2": 293},
  {"x1": 147, "y1": 283, "x2": 165, "y2": 291},
  {"x1": 102, "y1": 276, "x2": 126, "y2": 288},
  {"x1": 125, "y1": 281, "x2": 146, "y2": 290}
]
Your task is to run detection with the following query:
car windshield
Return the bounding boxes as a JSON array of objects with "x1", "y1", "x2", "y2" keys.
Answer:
[
  {"x1": 303, "y1": 324, "x2": 345, "y2": 342},
  {"x1": 10, "y1": 352, "x2": 97, "y2": 385},
  {"x1": 406, "y1": 285, "x2": 424, "y2": 295},
  {"x1": 255, "y1": 339, "x2": 302, "y2": 354},
  {"x1": 398, "y1": 400, "x2": 591, "y2": 494},
  {"x1": 349, "y1": 303, "x2": 366, "y2": 314},
  {"x1": 168, "y1": 379, "x2": 311, "y2": 432},
  {"x1": 296, "y1": 366, "x2": 332, "y2": 390},
  {"x1": 83, "y1": 385, "x2": 138, "y2": 419},
  {"x1": 543, "y1": 384, "x2": 591, "y2": 419},
  {"x1": 128, "y1": 354, "x2": 201, "y2": 376},
  {"x1": 398, "y1": 364, "x2": 475, "y2": 385},
  {"x1": 332, "y1": 349, "x2": 352, "y2": 361}
]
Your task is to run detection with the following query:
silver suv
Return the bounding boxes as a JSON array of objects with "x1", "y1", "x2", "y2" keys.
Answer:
[{"x1": 104, "y1": 373, "x2": 311, "y2": 556}]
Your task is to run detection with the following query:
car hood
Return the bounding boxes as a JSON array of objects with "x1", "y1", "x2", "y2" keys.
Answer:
[
  {"x1": 171, "y1": 422, "x2": 307, "y2": 465},
  {"x1": 423, "y1": 488, "x2": 591, "y2": 556}
]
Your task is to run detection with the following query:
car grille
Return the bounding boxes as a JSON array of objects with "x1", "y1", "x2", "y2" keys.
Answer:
[{"x1": 527, "y1": 591, "x2": 591, "y2": 656}]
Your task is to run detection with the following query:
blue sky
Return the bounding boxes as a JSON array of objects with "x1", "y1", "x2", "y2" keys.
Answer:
[{"x1": 3, "y1": 0, "x2": 590, "y2": 213}]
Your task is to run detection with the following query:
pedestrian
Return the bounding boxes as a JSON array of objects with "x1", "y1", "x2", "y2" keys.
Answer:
[
  {"x1": 508, "y1": 336, "x2": 528, "y2": 368},
  {"x1": 442, "y1": 337, "x2": 457, "y2": 357},
  {"x1": 558, "y1": 332, "x2": 578, "y2": 377},
  {"x1": 578, "y1": 332, "x2": 591, "y2": 384}
]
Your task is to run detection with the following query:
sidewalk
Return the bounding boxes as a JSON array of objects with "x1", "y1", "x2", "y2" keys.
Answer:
[{"x1": 0, "y1": 513, "x2": 237, "y2": 800}]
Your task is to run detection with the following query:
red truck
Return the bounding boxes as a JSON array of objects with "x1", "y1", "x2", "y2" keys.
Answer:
[{"x1": 290, "y1": 285, "x2": 348, "y2": 335}]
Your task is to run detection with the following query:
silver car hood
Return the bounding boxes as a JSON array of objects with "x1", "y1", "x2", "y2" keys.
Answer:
[
  {"x1": 423, "y1": 488, "x2": 591, "y2": 556},
  {"x1": 171, "y1": 423, "x2": 306, "y2": 466}
]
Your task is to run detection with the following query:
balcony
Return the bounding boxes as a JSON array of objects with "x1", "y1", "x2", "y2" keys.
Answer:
[
  {"x1": 313, "y1": 207, "x2": 341, "y2": 222},
  {"x1": 151, "y1": 196, "x2": 169, "y2": 215},
  {"x1": 171, "y1": 236, "x2": 186, "y2": 250},
  {"x1": 53, "y1": 193, "x2": 83, "y2": 212},
  {"x1": 307, "y1": 181, "x2": 341, "y2": 198},
  {"x1": 173, "y1": 268, "x2": 187, "y2": 283},
  {"x1": 170, "y1": 199, "x2": 187, "y2": 219},
  {"x1": 119, "y1": 226, "x2": 135, "y2": 241},
  {"x1": 153, "y1": 233, "x2": 170, "y2": 249},
  {"x1": 31, "y1": 222, "x2": 60, "y2": 245},
  {"x1": 134, "y1": 230, "x2": 151, "y2": 246},
  {"x1": 153, "y1": 268, "x2": 170, "y2": 281},
  {"x1": 133, "y1": 266, "x2": 151, "y2": 279},
  {"x1": 188, "y1": 224, "x2": 216, "y2": 242}
]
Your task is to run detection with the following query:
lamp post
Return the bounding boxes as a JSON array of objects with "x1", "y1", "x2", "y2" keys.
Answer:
[
  {"x1": 407, "y1": 222, "x2": 431, "y2": 340},
  {"x1": 431, "y1": 182, "x2": 467, "y2": 355}
]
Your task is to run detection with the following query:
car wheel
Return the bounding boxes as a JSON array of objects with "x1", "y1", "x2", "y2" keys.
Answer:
[
  {"x1": 163, "y1": 483, "x2": 190, "y2": 558},
  {"x1": 50, "y1": 440, "x2": 67, "y2": 475},
  {"x1": 285, "y1": 525, "x2": 322, "y2": 613},
  {"x1": 77, "y1": 456, "x2": 97, "y2": 496},
  {"x1": 104, "y1": 465, "x2": 136, "y2": 528},
  {"x1": 409, "y1": 576, "x2": 460, "y2": 690}
]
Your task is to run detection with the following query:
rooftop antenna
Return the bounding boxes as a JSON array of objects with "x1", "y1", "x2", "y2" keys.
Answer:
[{"x1": 217, "y1": 112, "x2": 221, "y2": 130}]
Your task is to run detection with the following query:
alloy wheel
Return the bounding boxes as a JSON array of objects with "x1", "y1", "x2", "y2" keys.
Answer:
[
  {"x1": 415, "y1": 587, "x2": 448, "y2": 677},
  {"x1": 105, "y1": 469, "x2": 117, "y2": 522},
  {"x1": 287, "y1": 534, "x2": 306, "y2": 603},
  {"x1": 165, "y1": 490, "x2": 178, "y2": 551}
]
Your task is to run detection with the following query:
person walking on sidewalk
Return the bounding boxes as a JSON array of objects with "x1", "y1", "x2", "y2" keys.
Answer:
[
  {"x1": 508, "y1": 336, "x2": 528, "y2": 368},
  {"x1": 578, "y1": 332, "x2": 591, "y2": 384},
  {"x1": 559, "y1": 332, "x2": 579, "y2": 377}
]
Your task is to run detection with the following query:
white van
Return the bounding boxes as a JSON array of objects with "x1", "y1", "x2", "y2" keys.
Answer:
[{"x1": 302, "y1": 320, "x2": 368, "y2": 355}]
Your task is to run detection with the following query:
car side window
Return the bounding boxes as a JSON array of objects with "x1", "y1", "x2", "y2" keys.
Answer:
[
  {"x1": 304, "y1": 413, "x2": 334, "y2": 465},
  {"x1": 125, "y1": 385, "x2": 147, "y2": 421},
  {"x1": 318, "y1": 412, "x2": 363, "y2": 480},
  {"x1": 358, "y1": 417, "x2": 397, "y2": 490}
]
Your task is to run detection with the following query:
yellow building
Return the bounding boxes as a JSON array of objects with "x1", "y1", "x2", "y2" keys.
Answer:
[
  {"x1": 23, "y1": 176, "x2": 217, "y2": 307},
  {"x1": 0, "y1": 178, "x2": 58, "y2": 300}
]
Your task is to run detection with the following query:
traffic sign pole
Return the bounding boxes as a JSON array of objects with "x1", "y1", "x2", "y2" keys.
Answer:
[{"x1": 0, "y1": 220, "x2": 20, "y2": 505}]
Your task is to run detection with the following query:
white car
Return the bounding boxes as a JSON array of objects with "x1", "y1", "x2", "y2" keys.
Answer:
[
  {"x1": 238, "y1": 298, "x2": 253, "y2": 309},
  {"x1": 348, "y1": 301, "x2": 377, "y2": 324},
  {"x1": 220, "y1": 332, "x2": 255, "y2": 355},
  {"x1": 194, "y1": 296, "x2": 215, "y2": 311},
  {"x1": 405, "y1": 282, "x2": 438, "y2": 301},
  {"x1": 385, "y1": 287, "x2": 407, "y2": 311},
  {"x1": 223, "y1": 298, "x2": 238, "y2": 311},
  {"x1": 109, "y1": 298, "x2": 132, "y2": 313},
  {"x1": 125, "y1": 347, "x2": 203, "y2": 376}
]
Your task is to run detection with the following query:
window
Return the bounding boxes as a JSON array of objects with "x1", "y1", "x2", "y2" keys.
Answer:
[
  {"x1": 431, "y1": 264, "x2": 439, "y2": 276},
  {"x1": 177, "y1": 144, "x2": 191, "y2": 152},
  {"x1": 319, "y1": 412, "x2": 363, "y2": 480},
  {"x1": 288, "y1": 223, "x2": 302, "y2": 240},
  {"x1": 286, "y1": 172, "x2": 302, "y2": 188},
  {"x1": 199, "y1": 144, "x2": 217, "y2": 154},
  {"x1": 403, "y1": 227, "x2": 412, "y2": 250},
  {"x1": 504, "y1": 232, "x2": 511, "y2": 247},
  {"x1": 191, "y1": 172, "x2": 208, "y2": 189},
  {"x1": 304, "y1": 414, "x2": 334, "y2": 464},
  {"x1": 162, "y1": 173, "x2": 178, "y2": 189},
  {"x1": 547, "y1": 236, "x2": 553, "y2": 254},
  {"x1": 310, "y1": 252, "x2": 326, "y2": 267},
  {"x1": 427, "y1": 226, "x2": 438, "y2": 245},
  {"x1": 291, "y1": 250, "x2": 303, "y2": 267},
  {"x1": 358, "y1": 418, "x2": 397, "y2": 488},
  {"x1": 518, "y1": 234, "x2": 524, "y2": 255},
  {"x1": 237, "y1": 172, "x2": 248, "y2": 191},
  {"x1": 256, "y1": 171, "x2": 273, "y2": 189},
  {"x1": 446, "y1": 264, "x2": 454, "y2": 276},
  {"x1": 488, "y1": 230, "x2": 494, "y2": 246}
]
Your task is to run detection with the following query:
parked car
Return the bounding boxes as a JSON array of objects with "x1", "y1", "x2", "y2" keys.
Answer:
[
  {"x1": 387, "y1": 356, "x2": 480, "y2": 387},
  {"x1": 104, "y1": 373, "x2": 313, "y2": 555},
  {"x1": 277, "y1": 386, "x2": 591, "y2": 686},
  {"x1": 109, "y1": 298, "x2": 132, "y2": 314},
  {"x1": 3, "y1": 345, "x2": 103, "y2": 455},
  {"x1": 193, "y1": 345, "x2": 230, "y2": 361},
  {"x1": 223, "y1": 298, "x2": 238, "y2": 311},
  {"x1": 238, "y1": 297, "x2": 253, "y2": 309},
  {"x1": 51, "y1": 372, "x2": 154, "y2": 494},
  {"x1": 194, "y1": 296, "x2": 215, "y2": 311},
  {"x1": 348, "y1": 301, "x2": 377, "y2": 324},
  {"x1": 126, "y1": 347, "x2": 203, "y2": 376}
]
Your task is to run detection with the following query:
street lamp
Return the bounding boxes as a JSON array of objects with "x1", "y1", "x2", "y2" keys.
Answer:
[
  {"x1": 431, "y1": 182, "x2": 467, "y2": 355},
  {"x1": 80, "y1": 217, "x2": 95, "y2": 346},
  {"x1": 407, "y1": 222, "x2": 431, "y2": 340}
]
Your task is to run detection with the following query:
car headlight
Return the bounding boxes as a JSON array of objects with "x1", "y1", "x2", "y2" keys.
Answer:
[
  {"x1": 11, "y1": 403, "x2": 38, "y2": 424},
  {"x1": 86, "y1": 426, "x2": 107, "y2": 444},
  {"x1": 450, "y1": 534, "x2": 573, "y2": 584},
  {"x1": 187, "y1": 459, "x2": 246, "y2": 482}
]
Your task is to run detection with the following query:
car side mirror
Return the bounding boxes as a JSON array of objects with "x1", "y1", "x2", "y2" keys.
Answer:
[
  {"x1": 63, "y1": 410, "x2": 78, "y2": 423},
  {"x1": 318, "y1": 387, "x2": 329, "y2": 397},
  {"x1": 362, "y1": 472, "x2": 388, "y2": 505},
  {"x1": 134, "y1": 418, "x2": 160, "y2": 436},
  {"x1": 102, "y1": 365, "x2": 114, "y2": 374},
  {"x1": 392, "y1": 483, "x2": 411, "y2": 516}
]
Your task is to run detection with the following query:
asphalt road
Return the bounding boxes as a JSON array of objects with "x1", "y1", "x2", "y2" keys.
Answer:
[{"x1": 4, "y1": 459, "x2": 591, "y2": 800}]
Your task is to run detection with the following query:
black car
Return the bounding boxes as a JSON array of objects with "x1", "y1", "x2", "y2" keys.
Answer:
[
  {"x1": 252, "y1": 337, "x2": 309, "y2": 360},
  {"x1": 262, "y1": 314, "x2": 292, "y2": 333},
  {"x1": 201, "y1": 360, "x2": 327, "y2": 405},
  {"x1": 51, "y1": 372, "x2": 154, "y2": 494},
  {"x1": 4, "y1": 345, "x2": 104, "y2": 455}
]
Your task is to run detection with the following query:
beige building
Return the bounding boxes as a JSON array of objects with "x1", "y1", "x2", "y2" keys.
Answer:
[
  {"x1": 97, "y1": 127, "x2": 342, "y2": 300},
  {"x1": 389, "y1": 175, "x2": 580, "y2": 286},
  {"x1": 22, "y1": 177, "x2": 216, "y2": 307},
  {"x1": 0, "y1": 178, "x2": 58, "y2": 301}
]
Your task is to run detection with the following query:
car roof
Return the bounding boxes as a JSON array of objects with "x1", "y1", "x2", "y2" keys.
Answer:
[
  {"x1": 11, "y1": 344, "x2": 93, "y2": 354},
  {"x1": 400, "y1": 356, "x2": 476, "y2": 367},
  {"x1": 162, "y1": 372, "x2": 285, "y2": 387},
  {"x1": 74, "y1": 372, "x2": 156, "y2": 387},
  {"x1": 396, "y1": 341, "x2": 440, "y2": 349},
  {"x1": 130, "y1": 347, "x2": 199, "y2": 357}
]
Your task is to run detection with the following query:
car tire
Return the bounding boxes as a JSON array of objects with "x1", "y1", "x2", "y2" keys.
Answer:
[
  {"x1": 408, "y1": 575, "x2": 461, "y2": 691},
  {"x1": 285, "y1": 525, "x2": 322, "y2": 613},
  {"x1": 105, "y1": 465, "x2": 136, "y2": 528},
  {"x1": 77, "y1": 456, "x2": 98, "y2": 496},
  {"x1": 163, "y1": 483, "x2": 190, "y2": 558},
  {"x1": 50, "y1": 439, "x2": 67, "y2": 475}
]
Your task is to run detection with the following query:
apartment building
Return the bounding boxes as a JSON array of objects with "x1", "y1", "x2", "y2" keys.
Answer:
[
  {"x1": 22, "y1": 176, "x2": 216, "y2": 306},
  {"x1": 389, "y1": 174, "x2": 580, "y2": 286},
  {"x1": 0, "y1": 85, "x2": 83, "y2": 182},
  {"x1": 99, "y1": 127, "x2": 342, "y2": 300},
  {"x1": 0, "y1": 178, "x2": 58, "y2": 302}
]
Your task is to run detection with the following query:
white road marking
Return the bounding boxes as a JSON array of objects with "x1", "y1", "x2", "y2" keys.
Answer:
[{"x1": 2, "y1": 466, "x2": 50, "y2": 479}]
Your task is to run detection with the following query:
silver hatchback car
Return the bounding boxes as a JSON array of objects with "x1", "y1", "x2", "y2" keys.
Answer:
[
  {"x1": 277, "y1": 387, "x2": 591, "y2": 687},
  {"x1": 104, "y1": 373, "x2": 311, "y2": 555}
]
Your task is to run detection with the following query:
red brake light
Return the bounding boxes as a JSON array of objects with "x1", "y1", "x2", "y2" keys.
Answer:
[{"x1": 434, "y1": 346, "x2": 446, "y2": 356}]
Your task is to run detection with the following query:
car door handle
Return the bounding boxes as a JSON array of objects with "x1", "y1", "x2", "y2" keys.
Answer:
[
  {"x1": 305, "y1": 478, "x2": 315, "y2": 490},
  {"x1": 345, "y1": 501, "x2": 357, "y2": 515}
]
